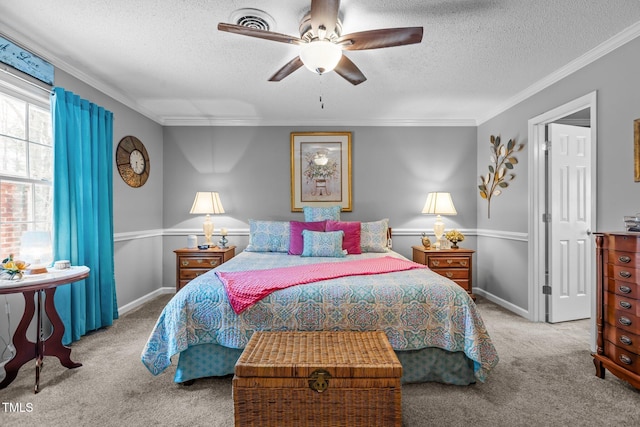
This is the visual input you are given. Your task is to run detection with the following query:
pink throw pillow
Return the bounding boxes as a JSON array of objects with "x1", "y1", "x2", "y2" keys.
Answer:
[
  {"x1": 325, "y1": 220, "x2": 362, "y2": 254},
  {"x1": 288, "y1": 221, "x2": 326, "y2": 255}
]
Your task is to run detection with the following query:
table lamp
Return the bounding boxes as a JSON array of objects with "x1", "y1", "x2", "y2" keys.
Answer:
[
  {"x1": 20, "y1": 230, "x2": 53, "y2": 274},
  {"x1": 190, "y1": 191, "x2": 225, "y2": 247},
  {"x1": 422, "y1": 192, "x2": 457, "y2": 250}
]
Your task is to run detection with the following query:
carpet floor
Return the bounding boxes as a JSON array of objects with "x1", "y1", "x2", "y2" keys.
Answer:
[{"x1": 1, "y1": 294, "x2": 639, "y2": 426}]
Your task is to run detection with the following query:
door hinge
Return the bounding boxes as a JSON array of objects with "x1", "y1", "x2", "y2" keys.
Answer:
[
  {"x1": 542, "y1": 285, "x2": 552, "y2": 295},
  {"x1": 542, "y1": 213, "x2": 551, "y2": 223},
  {"x1": 543, "y1": 141, "x2": 551, "y2": 151}
]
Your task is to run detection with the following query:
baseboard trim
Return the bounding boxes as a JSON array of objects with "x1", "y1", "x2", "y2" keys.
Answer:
[
  {"x1": 118, "y1": 287, "x2": 174, "y2": 316},
  {"x1": 474, "y1": 288, "x2": 530, "y2": 319}
]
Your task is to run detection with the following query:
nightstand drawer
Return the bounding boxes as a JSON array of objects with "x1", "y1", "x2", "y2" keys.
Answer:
[
  {"x1": 180, "y1": 268, "x2": 213, "y2": 281},
  {"x1": 430, "y1": 268, "x2": 469, "y2": 281},
  {"x1": 174, "y1": 246, "x2": 235, "y2": 292},
  {"x1": 428, "y1": 257, "x2": 470, "y2": 269},
  {"x1": 412, "y1": 246, "x2": 475, "y2": 300},
  {"x1": 178, "y1": 256, "x2": 222, "y2": 269}
]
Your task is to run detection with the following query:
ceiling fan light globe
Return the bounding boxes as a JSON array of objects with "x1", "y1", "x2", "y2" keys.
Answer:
[{"x1": 300, "y1": 40, "x2": 342, "y2": 75}]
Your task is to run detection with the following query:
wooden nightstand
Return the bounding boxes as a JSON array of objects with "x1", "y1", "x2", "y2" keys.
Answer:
[
  {"x1": 412, "y1": 246, "x2": 475, "y2": 300},
  {"x1": 174, "y1": 246, "x2": 235, "y2": 291}
]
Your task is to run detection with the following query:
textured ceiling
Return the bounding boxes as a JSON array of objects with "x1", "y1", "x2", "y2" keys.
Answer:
[{"x1": 1, "y1": 0, "x2": 640, "y2": 126}]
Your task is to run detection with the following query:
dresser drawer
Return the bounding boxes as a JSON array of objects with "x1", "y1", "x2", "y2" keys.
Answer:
[
  {"x1": 606, "y1": 305, "x2": 640, "y2": 335},
  {"x1": 605, "y1": 264, "x2": 640, "y2": 285},
  {"x1": 178, "y1": 256, "x2": 222, "y2": 269},
  {"x1": 605, "y1": 234, "x2": 640, "y2": 253},
  {"x1": 604, "y1": 291, "x2": 640, "y2": 317},
  {"x1": 605, "y1": 278, "x2": 640, "y2": 299},
  {"x1": 605, "y1": 324, "x2": 640, "y2": 354},
  {"x1": 604, "y1": 340, "x2": 640, "y2": 375},
  {"x1": 428, "y1": 257, "x2": 470, "y2": 269},
  {"x1": 607, "y1": 250, "x2": 640, "y2": 267}
]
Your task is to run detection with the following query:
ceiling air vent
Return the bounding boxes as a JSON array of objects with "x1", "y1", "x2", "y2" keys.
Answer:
[{"x1": 230, "y1": 8, "x2": 275, "y2": 32}]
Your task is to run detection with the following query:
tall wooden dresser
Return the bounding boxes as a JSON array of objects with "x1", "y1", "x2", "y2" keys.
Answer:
[{"x1": 594, "y1": 232, "x2": 640, "y2": 389}]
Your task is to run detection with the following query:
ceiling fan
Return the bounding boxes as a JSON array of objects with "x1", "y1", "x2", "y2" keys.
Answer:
[{"x1": 218, "y1": 0, "x2": 423, "y2": 85}]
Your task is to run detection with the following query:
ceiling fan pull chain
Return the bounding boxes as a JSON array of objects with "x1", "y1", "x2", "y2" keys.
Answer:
[{"x1": 320, "y1": 75, "x2": 325, "y2": 109}]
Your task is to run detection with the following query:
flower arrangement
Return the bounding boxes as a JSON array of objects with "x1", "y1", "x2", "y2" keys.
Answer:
[
  {"x1": 1, "y1": 254, "x2": 28, "y2": 280},
  {"x1": 445, "y1": 230, "x2": 465, "y2": 249}
]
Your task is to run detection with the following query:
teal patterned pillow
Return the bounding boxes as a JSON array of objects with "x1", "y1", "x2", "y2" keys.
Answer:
[
  {"x1": 301, "y1": 230, "x2": 346, "y2": 257},
  {"x1": 360, "y1": 219, "x2": 389, "y2": 253},
  {"x1": 244, "y1": 220, "x2": 290, "y2": 252},
  {"x1": 303, "y1": 205, "x2": 341, "y2": 222}
]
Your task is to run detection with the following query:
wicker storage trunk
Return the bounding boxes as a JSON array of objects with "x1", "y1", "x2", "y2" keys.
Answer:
[{"x1": 233, "y1": 331, "x2": 402, "y2": 427}]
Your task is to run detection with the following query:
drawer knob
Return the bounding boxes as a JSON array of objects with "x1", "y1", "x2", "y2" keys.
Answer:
[
  {"x1": 619, "y1": 301, "x2": 633, "y2": 310},
  {"x1": 181, "y1": 261, "x2": 189, "y2": 266},
  {"x1": 620, "y1": 335, "x2": 633, "y2": 346},
  {"x1": 210, "y1": 260, "x2": 220, "y2": 267},
  {"x1": 619, "y1": 285, "x2": 632, "y2": 294},
  {"x1": 619, "y1": 271, "x2": 632, "y2": 279},
  {"x1": 618, "y1": 255, "x2": 632, "y2": 263},
  {"x1": 447, "y1": 259, "x2": 453, "y2": 264},
  {"x1": 460, "y1": 261, "x2": 467, "y2": 266},
  {"x1": 619, "y1": 354, "x2": 633, "y2": 365},
  {"x1": 618, "y1": 316, "x2": 632, "y2": 327},
  {"x1": 432, "y1": 260, "x2": 440, "y2": 266},
  {"x1": 445, "y1": 272, "x2": 454, "y2": 278}
]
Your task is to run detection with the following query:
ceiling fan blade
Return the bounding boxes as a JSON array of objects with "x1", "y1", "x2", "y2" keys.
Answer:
[
  {"x1": 269, "y1": 56, "x2": 305, "y2": 82},
  {"x1": 218, "y1": 23, "x2": 304, "y2": 45},
  {"x1": 333, "y1": 55, "x2": 367, "y2": 86},
  {"x1": 310, "y1": 0, "x2": 340, "y2": 38},
  {"x1": 337, "y1": 27, "x2": 423, "y2": 50}
]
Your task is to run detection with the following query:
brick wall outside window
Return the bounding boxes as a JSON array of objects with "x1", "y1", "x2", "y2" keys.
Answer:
[{"x1": 0, "y1": 88, "x2": 52, "y2": 262}]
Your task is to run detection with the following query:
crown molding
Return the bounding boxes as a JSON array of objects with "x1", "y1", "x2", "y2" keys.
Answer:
[
  {"x1": 160, "y1": 116, "x2": 478, "y2": 127},
  {"x1": 0, "y1": 27, "x2": 163, "y2": 125},
  {"x1": 477, "y1": 21, "x2": 640, "y2": 125}
]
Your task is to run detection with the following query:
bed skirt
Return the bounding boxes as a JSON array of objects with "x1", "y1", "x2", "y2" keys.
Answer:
[{"x1": 174, "y1": 343, "x2": 477, "y2": 385}]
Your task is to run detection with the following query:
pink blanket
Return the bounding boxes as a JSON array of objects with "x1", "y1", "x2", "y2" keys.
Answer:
[{"x1": 216, "y1": 256, "x2": 426, "y2": 313}]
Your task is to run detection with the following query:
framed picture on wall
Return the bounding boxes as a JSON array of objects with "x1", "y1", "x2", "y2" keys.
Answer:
[
  {"x1": 290, "y1": 131, "x2": 352, "y2": 212},
  {"x1": 635, "y1": 119, "x2": 640, "y2": 182}
]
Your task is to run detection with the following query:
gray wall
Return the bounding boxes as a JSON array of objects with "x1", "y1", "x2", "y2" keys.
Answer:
[
  {"x1": 161, "y1": 126, "x2": 478, "y2": 286},
  {"x1": 476, "y1": 35, "x2": 640, "y2": 312}
]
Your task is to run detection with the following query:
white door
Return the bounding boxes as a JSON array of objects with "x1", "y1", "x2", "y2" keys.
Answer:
[{"x1": 548, "y1": 123, "x2": 592, "y2": 323}]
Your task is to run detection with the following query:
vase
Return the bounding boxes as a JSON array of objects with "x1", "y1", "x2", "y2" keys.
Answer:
[{"x1": 450, "y1": 240, "x2": 459, "y2": 249}]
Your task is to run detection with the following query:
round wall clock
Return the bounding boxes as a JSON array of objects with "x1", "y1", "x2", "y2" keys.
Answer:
[{"x1": 116, "y1": 135, "x2": 150, "y2": 188}]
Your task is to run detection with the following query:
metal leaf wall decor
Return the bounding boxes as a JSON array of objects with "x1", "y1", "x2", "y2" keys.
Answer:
[{"x1": 478, "y1": 135, "x2": 524, "y2": 218}]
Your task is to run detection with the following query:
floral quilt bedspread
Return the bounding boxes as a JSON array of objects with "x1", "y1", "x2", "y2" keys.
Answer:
[{"x1": 141, "y1": 251, "x2": 498, "y2": 382}]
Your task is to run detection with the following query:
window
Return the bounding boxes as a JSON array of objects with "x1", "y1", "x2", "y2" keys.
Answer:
[{"x1": 0, "y1": 86, "x2": 52, "y2": 261}]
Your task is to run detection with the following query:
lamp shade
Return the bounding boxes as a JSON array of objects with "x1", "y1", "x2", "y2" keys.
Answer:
[
  {"x1": 190, "y1": 192, "x2": 225, "y2": 215},
  {"x1": 422, "y1": 192, "x2": 457, "y2": 215},
  {"x1": 299, "y1": 40, "x2": 342, "y2": 74},
  {"x1": 20, "y1": 230, "x2": 53, "y2": 267}
]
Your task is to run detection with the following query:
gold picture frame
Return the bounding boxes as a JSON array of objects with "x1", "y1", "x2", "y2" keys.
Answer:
[
  {"x1": 291, "y1": 132, "x2": 352, "y2": 212},
  {"x1": 635, "y1": 119, "x2": 640, "y2": 182}
]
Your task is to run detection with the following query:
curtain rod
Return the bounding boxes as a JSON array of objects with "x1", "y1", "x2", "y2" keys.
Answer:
[{"x1": 0, "y1": 65, "x2": 53, "y2": 94}]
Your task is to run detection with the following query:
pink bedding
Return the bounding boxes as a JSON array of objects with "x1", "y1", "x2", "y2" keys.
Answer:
[{"x1": 216, "y1": 256, "x2": 426, "y2": 313}]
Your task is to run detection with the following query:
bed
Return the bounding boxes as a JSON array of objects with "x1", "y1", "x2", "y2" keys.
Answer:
[{"x1": 141, "y1": 215, "x2": 498, "y2": 385}]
